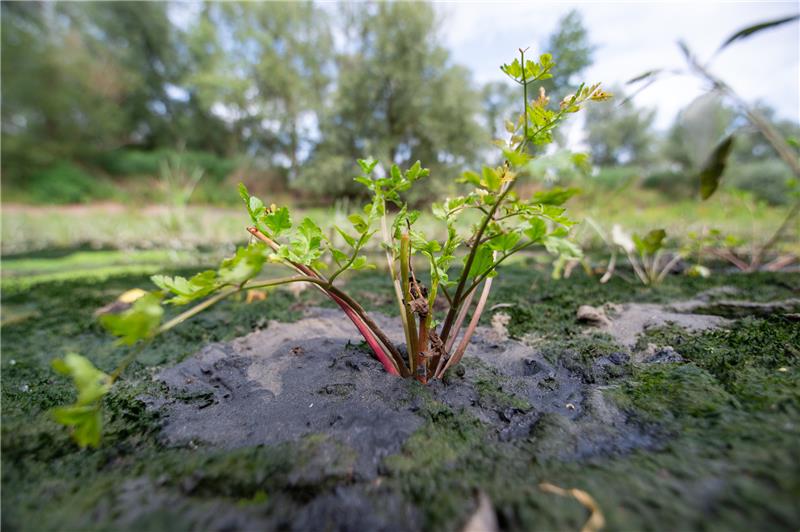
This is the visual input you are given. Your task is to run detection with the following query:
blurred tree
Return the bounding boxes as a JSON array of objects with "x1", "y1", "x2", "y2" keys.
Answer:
[
  {"x1": 301, "y1": 1, "x2": 485, "y2": 198},
  {"x1": 540, "y1": 10, "x2": 595, "y2": 102},
  {"x1": 584, "y1": 86, "x2": 657, "y2": 166},
  {"x1": 183, "y1": 2, "x2": 333, "y2": 177},
  {"x1": 1, "y1": 2, "x2": 134, "y2": 180}
]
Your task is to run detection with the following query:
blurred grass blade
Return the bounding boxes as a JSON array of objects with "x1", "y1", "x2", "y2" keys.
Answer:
[
  {"x1": 699, "y1": 134, "x2": 735, "y2": 200},
  {"x1": 539, "y1": 482, "x2": 605, "y2": 532},
  {"x1": 718, "y1": 15, "x2": 799, "y2": 52}
]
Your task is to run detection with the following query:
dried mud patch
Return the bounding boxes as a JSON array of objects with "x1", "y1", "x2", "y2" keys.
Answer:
[{"x1": 149, "y1": 308, "x2": 657, "y2": 480}]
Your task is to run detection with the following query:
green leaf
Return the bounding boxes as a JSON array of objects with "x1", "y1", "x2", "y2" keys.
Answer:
[
  {"x1": 544, "y1": 235, "x2": 582, "y2": 260},
  {"x1": 99, "y1": 293, "x2": 163, "y2": 345},
  {"x1": 264, "y1": 206, "x2": 292, "y2": 236},
  {"x1": 279, "y1": 218, "x2": 324, "y2": 265},
  {"x1": 458, "y1": 170, "x2": 482, "y2": 187},
  {"x1": 502, "y1": 149, "x2": 531, "y2": 167},
  {"x1": 357, "y1": 158, "x2": 378, "y2": 175},
  {"x1": 52, "y1": 353, "x2": 112, "y2": 405},
  {"x1": 52, "y1": 404, "x2": 103, "y2": 448},
  {"x1": 488, "y1": 232, "x2": 521, "y2": 252},
  {"x1": 699, "y1": 135, "x2": 735, "y2": 200},
  {"x1": 524, "y1": 217, "x2": 547, "y2": 243},
  {"x1": 348, "y1": 213, "x2": 369, "y2": 233},
  {"x1": 354, "y1": 176, "x2": 374, "y2": 188},
  {"x1": 350, "y1": 256, "x2": 374, "y2": 270},
  {"x1": 390, "y1": 164, "x2": 402, "y2": 182},
  {"x1": 467, "y1": 244, "x2": 494, "y2": 278},
  {"x1": 238, "y1": 182, "x2": 250, "y2": 204},
  {"x1": 532, "y1": 187, "x2": 579, "y2": 206},
  {"x1": 218, "y1": 243, "x2": 267, "y2": 284},
  {"x1": 571, "y1": 153, "x2": 592, "y2": 174},
  {"x1": 501, "y1": 58, "x2": 522, "y2": 80},
  {"x1": 152, "y1": 270, "x2": 219, "y2": 305},
  {"x1": 406, "y1": 160, "x2": 422, "y2": 180},
  {"x1": 330, "y1": 248, "x2": 349, "y2": 265},
  {"x1": 718, "y1": 15, "x2": 799, "y2": 52},
  {"x1": 482, "y1": 166, "x2": 501, "y2": 191},
  {"x1": 335, "y1": 226, "x2": 357, "y2": 247},
  {"x1": 248, "y1": 196, "x2": 265, "y2": 217},
  {"x1": 633, "y1": 229, "x2": 667, "y2": 255}
]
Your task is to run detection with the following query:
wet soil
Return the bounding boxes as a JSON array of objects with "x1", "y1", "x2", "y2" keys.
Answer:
[
  {"x1": 3, "y1": 266, "x2": 799, "y2": 531},
  {"x1": 151, "y1": 308, "x2": 655, "y2": 478}
]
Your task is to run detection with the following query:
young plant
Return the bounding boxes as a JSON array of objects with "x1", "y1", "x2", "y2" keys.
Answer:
[
  {"x1": 607, "y1": 225, "x2": 684, "y2": 285},
  {"x1": 52, "y1": 49, "x2": 610, "y2": 447}
]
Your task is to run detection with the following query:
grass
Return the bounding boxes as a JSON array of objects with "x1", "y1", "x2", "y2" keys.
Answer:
[{"x1": 3, "y1": 185, "x2": 797, "y2": 257}]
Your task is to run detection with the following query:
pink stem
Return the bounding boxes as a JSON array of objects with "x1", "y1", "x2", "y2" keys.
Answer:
[{"x1": 329, "y1": 292, "x2": 400, "y2": 376}]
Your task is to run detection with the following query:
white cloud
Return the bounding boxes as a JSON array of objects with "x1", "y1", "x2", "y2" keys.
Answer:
[{"x1": 437, "y1": 1, "x2": 799, "y2": 129}]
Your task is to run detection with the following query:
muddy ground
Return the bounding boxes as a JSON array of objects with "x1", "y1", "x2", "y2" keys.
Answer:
[{"x1": 2, "y1": 262, "x2": 799, "y2": 531}]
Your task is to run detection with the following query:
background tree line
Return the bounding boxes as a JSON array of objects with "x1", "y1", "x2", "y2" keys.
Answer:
[{"x1": 2, "y1": 1, "x2": 796, "y2": 205}]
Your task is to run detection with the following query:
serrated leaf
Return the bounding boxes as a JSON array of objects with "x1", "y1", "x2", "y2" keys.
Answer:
[
  {"x1": 459, "y1": 170, "x2": 482, "y2": 187},
  {"x1": 152, "y1": 270, "x2": 219, "y2": 305},
  {"x1": 357, "y1": 158, "x2": 378, "y2": 175},
  {"x1": 249, "y1": 196, "x2": 265, "y2": 217},
  {"x1": 524, "y1": 218, "x2": 547, "y2": 243},
  {"x1": 218, "y1": 243, "x2": 267, "y2": 284},
  {"x1": 467, "y1": 244, "x2": 494, "y2": 278},
  {"x1": 99, "y1": 293, "x2": 163, "y2": 345},
  {"x1": 532, "y1": 187, "x2": 580, "y2": 206},
  {"x1": 390, "y1": 164, "x2": 402, "y2": 182},
  {"x1": 348, "y1": 213, "x2": 368, "y2": 233},
  {"x1": 502, "y1": 149, "x2": 531, "y2": 167},
  {"x1": 699, "y1": 135, "x2": 735, "y2": 200},
  {"x1": 279, "y1": 218, "x2": 324, "y2": 265},
  {"x1": 488, "y1": 232, "x2": 521, "y2": 252},
  {"x1": 263, "y1": 206, "x2": 292, "y2": 236},
  {"x1": 354, "y1": 176, "x2": 374, "y2": 188},
  {"x1": 52, "y1": 404, "x2": 103, "y2": 448},
  {"x1": 52, "y1": 353, "x2": 112, "y2": 405},
  {"x1": 482, "y1": 166, "x2": 501, "y2": 191}
]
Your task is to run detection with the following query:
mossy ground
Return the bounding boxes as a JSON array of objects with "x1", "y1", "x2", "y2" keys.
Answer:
[{"x1": 2, "y1": 255, "x2": 798, "y2": 531}]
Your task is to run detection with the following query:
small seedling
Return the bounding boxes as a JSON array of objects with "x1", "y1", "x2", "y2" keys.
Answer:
[{"x1": 52, "y1": 49, "x2": 610, "y2": 447}]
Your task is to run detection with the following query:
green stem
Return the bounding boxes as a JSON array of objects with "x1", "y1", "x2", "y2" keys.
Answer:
[
  {"x1": 400, "y1": 232, "x2": 418, "y2": 372},
  {"x1": 439, "y1": 185, "x2": 513, "y2": 345}
]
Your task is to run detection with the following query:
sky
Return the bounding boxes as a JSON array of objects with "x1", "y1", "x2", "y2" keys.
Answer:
[{"x1": 437, "y1": 1, "x2": 799, "y2": 130}]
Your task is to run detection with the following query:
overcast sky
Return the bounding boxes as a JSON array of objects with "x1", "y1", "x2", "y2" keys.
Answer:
[{"x1": 437, "y1": 1, "x2": 799, "y2": 130}]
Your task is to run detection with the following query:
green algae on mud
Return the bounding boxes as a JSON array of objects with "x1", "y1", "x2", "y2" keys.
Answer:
[{"x1": 2, "y1": 262, "x2": 799, "y2": 531}]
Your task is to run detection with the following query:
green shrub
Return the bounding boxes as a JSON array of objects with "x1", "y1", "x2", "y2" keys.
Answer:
[
  {"x1": 592, "y1": 166, "x2": 641, "y2": 189},
  {"x1": 641, "y1": 169, "x2": 695, "y2": 197},
  {"x1": 26, "y1": 162, "x2": 115, "y2": 204},
  {"x1": 95, "y1": 149, "x2": 238, "y2": 182},
  {"x1": 724, "y1": 159, "x2": 792, "y2": 206}
]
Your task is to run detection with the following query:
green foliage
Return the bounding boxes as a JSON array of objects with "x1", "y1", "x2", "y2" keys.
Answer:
[
  {"x1": 26, "y1": 163, "x2": 115, "y2": 204},
  {"x1": 99, "y1": 292, "x2": 164, "y2": 345},
  {"x1": 51, "y1": 353, "x2": 112, "y2": 448},
  {"x1": 50, "y1": 48, "x2": 610, "y2": 447}
]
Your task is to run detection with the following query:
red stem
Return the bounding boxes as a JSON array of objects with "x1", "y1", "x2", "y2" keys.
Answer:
[
  {"x1": 247, "y1": 226, "x2": 400, "y2": 376},
  {"x1": 329, "y1": 292, "x2": 400, "y2": 376}
]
